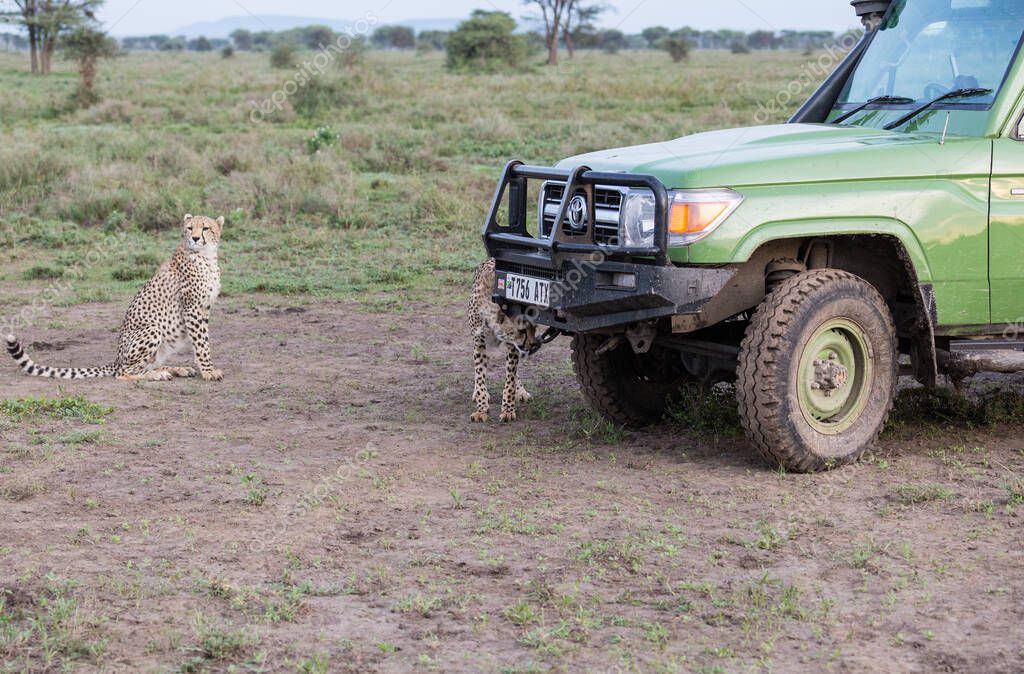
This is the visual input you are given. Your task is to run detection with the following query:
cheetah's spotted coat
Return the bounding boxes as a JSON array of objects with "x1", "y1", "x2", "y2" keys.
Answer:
[
  {"x1": 469, "y1": 259, "x2": 538, "y2": 423},
  {"x1": 6, "y1": 214, "x2": 225, "y2": 382}
]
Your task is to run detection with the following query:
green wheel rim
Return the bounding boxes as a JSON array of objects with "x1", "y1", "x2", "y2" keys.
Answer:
[{"x1": 797, "y1": 318, "x2": 873, "y2": 435}]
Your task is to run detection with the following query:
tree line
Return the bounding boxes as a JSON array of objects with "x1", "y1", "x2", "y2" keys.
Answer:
[
  {"x1": 105, "y1": 24, "x2": 842, "y2": 57},
  {"x1": 0, "y1": 0, "x2": 846, "y2": 77}
]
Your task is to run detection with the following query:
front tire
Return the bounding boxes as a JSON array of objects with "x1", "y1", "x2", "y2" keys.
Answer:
[
  {"x1": 736, "y1": 270, "x2": 898, "y2": 473},
  {"x1": 572, "y1": 333, "x2": 694, "y2": 427}
]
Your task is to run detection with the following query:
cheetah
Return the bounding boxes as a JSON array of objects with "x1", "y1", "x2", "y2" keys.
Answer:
[
  {"x1": 469, "y1": 259, "x2": 540, "y2": 423},
  {"x1": 6, "y1": 214, "x2": 225, "y2": 382}
]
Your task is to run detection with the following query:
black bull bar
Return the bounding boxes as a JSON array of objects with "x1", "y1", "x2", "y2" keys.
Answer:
[{"x1": 481, "y1": 162, "x2": 735, "y2": 333}]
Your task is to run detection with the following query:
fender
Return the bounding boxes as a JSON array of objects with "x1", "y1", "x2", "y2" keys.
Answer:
[
  {"x1": 727, "y1": 217, "x2": 934, "y2": 284},
  {"x1": 727, "y1": 219, "x2": 939, "y2": 386}
]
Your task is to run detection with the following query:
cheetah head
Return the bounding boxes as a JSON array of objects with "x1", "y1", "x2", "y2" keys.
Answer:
[
  {"x1": 499, "y1": 314, "x2": 540, "y2": 356},
  {"x1": 183, "y1": 214, "x2": 224, "y2": 254}
]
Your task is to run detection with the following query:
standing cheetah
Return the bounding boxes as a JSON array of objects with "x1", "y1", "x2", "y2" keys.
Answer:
[
  {"x1": 6, "y1": 214, "x2": 225, "y2": 382},
  {"x1": 469, "y1": 259, "x2": 539, "y2": 423}
]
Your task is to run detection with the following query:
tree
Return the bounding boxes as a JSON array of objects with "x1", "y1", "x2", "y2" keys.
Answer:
[
  {"x1": 417, "y1": 29, "x2": 448, "y2": 51},
  {"x1": 730, "y1": 40, "x2": 750, "y2": 54},
  {"x1": 0, "y1": 1, "x2": 41, "y2": 71},
  {"x1": 1, "y1": 0, "x2": 103, "y2": 74},
  {"x1": 562, "y1": 1, "x2": 606, "y2": 58},
  {"x1": 188, "y1": 35, "x2": 211, "y2": 51},
  {"x1": 62, "y1": 25, "x2": 116, "y2": 106},
  {"x1": 160, "y1": 36, "x2": 185, "y2": 51},
  {"x1": 38, "y1": 0, "x2": 103, "y2": 73},
  {"x1": 270, "y1": 42, "x2": 296, "y2": 68},
  {"x1": 661, "y1": 31, "x2": 691, "y2": 63},
  {"x1": 641, "y1": 26, "x2": 668, "y2": 49},
  {"x1": 445, "y1": 10, "x2": 528, "y2": 73},
  {"x1": 747, "y1": 30, "x2": 778, "y2": 50},
  {"x1": 371, "y1": 25, "x2": 415, "y2": 50},
  {"x1": 599, "y1": 28, "x2": 626, "y2": 54},
  {"x1": 302, "y1": 24, "x2": 334, "y2": 49},
  {"x1": 522, "y1": 0, "x2": 570, "y2": 66},
  {"x1": 230, "y1": 28, "x2": 252, "y2": 51},
  {"x1": 252, "y1": 31, "x2": 274, "y2": 50}
]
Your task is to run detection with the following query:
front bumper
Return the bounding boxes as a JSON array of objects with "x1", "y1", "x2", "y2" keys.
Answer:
[
  {"x1": 483, "y1": 162, "x2": 735, "y2": 332},
  {"x1": 492, "y1": 254, "x2": 735, "y2": 332}
]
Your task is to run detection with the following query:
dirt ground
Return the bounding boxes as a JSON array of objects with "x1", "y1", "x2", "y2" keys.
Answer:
[{"x1": 0, "y1": 298, "x2": 1022, "y2": 673}]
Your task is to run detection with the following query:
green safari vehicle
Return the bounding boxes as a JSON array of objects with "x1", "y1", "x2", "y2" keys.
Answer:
[{"x1": 482, "y1": 0, "x2": 1024, "y2": 472}]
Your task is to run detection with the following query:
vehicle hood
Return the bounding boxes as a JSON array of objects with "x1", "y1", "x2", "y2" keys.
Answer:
[{"x1": 556, "y1": 123, "x2": 988, "y2": 189}]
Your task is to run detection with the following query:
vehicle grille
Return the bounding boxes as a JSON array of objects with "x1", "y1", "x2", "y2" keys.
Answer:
[
  {"x1": 496, "y1": 263, "x2": 561, "y2": 282},
  {"x1": 540, "y1": 183, "x2": 623, "y2": 246}
]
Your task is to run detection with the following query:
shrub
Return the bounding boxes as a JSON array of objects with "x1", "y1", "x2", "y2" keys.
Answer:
[
  {"x1": 270, "y1": 43, "x2": 297, "y2": 69},
  {"x1": 291, "y1": 77, "x2": 364, "y2": 119},
  {"x1": 445, "y1": 10, "x2": 529, "y2": 73},
  {"x1": 221, "y1": 46, "x2": 235, "y2": 59},
  {"x1": 306, "y1": 126, "x2": 338, "y2": 155},
  {"x1": 62, "y1": 27, "x2": 119, "y2": 108},
  {"x1": 662, "y1": 34, "x2": 691, "y2": 63},
  {"x1": 731, "y1": 40, "x2": 751, "y2": 55},
  {"x1": 335, "y1": 36, "x2": 366, "y2": 69}
]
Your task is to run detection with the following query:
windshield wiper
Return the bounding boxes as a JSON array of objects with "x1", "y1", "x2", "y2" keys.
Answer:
[
  {"x1": 832, "y1": 95, "x2": 915, "y2": 125},
  {"x1": 883, "y1": 88, "x2": 993, "y2": 131}
]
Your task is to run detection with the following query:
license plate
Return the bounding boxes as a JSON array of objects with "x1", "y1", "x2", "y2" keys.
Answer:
[{"x1": 502, "y1": 273, "x2": 551, "y2": 308}]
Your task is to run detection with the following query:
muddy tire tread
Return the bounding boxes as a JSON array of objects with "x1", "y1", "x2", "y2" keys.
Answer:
[
  {"x1": 572, "y1": 334, "x2": 657, "y2": 428},
  {"x1": 736, "y1": 270, "x2": 898, "y2": 472}
]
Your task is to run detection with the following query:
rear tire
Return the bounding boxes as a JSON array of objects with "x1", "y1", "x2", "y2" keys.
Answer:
[
  {"x1": 736, "y1": 270, "x2": 898, "y2": 473},
  {"x1": 572, "y1": 333, "x2": 694, "y2": 427}
]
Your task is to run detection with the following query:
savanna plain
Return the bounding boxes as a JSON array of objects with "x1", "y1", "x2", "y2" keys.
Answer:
[{"x1": 0, "y1": 49, "x2": 1022, "y2": 673}]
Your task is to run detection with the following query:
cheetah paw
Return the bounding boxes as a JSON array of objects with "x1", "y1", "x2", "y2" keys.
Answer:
[
  {"x1": 201, "y1": 369, "x2": 224, "y2": 382},
  {"x1": 516, "y1": 389, "x2": 532, "y2": 403},
  {"x1": 470, "y1": 410, "x2": 489, "y2": 423},
  {"x1": 499, "y1": 411, "x2": 517, "y2": 423},
  {"x1": 170, "y1": 367, "x2": 197, "y2": 378}
]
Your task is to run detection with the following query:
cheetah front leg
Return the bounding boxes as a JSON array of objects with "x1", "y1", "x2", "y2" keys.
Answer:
[
  {"x1": 184, "y1": 304, "x2": 222, "y2": 382},
  {"x1": 500, "y1": 345, "x2": 521, "y2": 423},
  {"x1": 470, "y1": 331, "x2": 490, "y2": 422}
]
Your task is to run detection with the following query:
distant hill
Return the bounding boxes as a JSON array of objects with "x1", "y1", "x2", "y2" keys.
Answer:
[{"x1": 169, "y1": 15, "x2": 461, "y2": 39}]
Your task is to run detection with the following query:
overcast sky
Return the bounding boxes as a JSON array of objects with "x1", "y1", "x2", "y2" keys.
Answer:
[{"x1": 96, "y1": 0, "x2": 859, "y2": 36}]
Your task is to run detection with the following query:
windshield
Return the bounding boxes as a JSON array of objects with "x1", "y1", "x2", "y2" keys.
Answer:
[{"x1": 837, "y1": 0, "x2": 1024, "y2": 108}]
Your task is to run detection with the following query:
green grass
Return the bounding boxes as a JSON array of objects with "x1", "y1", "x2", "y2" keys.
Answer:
[
  {"x1": 663, "y1": 384, "x2": 743, "y2": 437},
  {"x1": 885, "y1": 387, "x2": 1024, "y2": 437},
  {"x1": 0, "y1": 395, "x2": 113, "y2": 424},
  {"x1": 0, "y1": 576, "x2": 108, "y2": 671},
  {"x1": 0, "y1": 49, "x2": 811, "y2": 311},
  {"x1": 894, "y1": 483, "x2": 953, "y2": 505}
]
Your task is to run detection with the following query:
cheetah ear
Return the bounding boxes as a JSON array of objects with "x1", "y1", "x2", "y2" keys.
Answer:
[
  {"x1": 216, "y1": 216, "x2": 225, "y2": 227},
  {"x1": 183, "y1": 214, "x2": 194, "y2": 225}
]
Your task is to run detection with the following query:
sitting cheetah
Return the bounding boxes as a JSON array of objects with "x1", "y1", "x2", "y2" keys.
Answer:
[
  {"x1": 6, "y1": 214, "x2": 225, "y2": 382},
  {"x1": 469, "y1": 259, "x2": 539, "y2": 423}
]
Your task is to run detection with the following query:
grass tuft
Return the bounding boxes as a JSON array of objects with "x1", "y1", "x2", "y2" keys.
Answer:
[
  {"x1": 663, "y1": 384, "x2": 742, "y2": 437},
  {"x1": 886, "y1": 388, "x2": 1024, "y2": 436},
  {"x1": 894, "y1": 482, "x2": 952, "y2": 505},
  {"x1": 1, "y1": 396, "x2": 113, "y2": 425}
]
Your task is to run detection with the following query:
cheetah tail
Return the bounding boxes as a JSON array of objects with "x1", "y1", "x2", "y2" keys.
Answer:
[{"x1": 5, "y1": 335, "x2": 115, "y2": 379}]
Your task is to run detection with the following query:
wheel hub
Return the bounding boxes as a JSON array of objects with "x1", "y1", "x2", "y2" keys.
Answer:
[
  {"x1": 811, "y1": 353, "x2": 850, "y2": 398},
  {"x1": 797, "y1": 318, "x2": 873, "y2": 435}
]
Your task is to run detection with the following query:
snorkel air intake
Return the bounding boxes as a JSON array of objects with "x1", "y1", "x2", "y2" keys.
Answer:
[
  {"x1": 850, "y1": 0, "x2": 893, "y2": 29},
  {"x1": 789, "y1": 0, "x2": 895, "y2": 122}
]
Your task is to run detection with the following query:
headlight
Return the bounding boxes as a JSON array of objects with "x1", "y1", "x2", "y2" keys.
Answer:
[
  {"x1": 667, "y1": 189, "x2": 744, "y2": 246},
  {"x1": 620, "y1": 189, "x2": 656, "y2": 248},
  {"x1": 619, "y1": 188, "x2": 743, "y2": 249}
]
